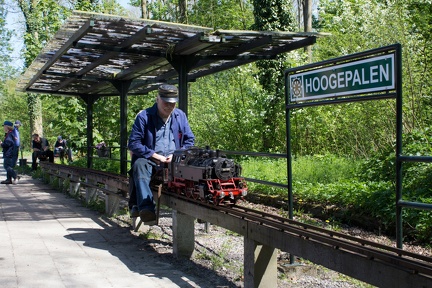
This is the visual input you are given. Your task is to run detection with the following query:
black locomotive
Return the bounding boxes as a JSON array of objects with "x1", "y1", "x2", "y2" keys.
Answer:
[{"x1": 156, "y1": 147, "x2": 248, "y2": 205}]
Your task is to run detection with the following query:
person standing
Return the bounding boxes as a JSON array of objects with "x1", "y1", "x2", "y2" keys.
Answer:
[
  {"x1": 31, "y1": 134, "x2": 54, "y2": 170},
  {"x1": 0, "y1": 121, "x2": 19, "y2": 184},
  {"x1": 12, "y1": 120, "x2": 21, "y2": 167},
  {"x1": 128, "y1": 84, "x2": 195, "y2": 222}
]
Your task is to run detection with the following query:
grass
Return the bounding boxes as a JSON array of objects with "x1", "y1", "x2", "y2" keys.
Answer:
[
  {"x1": 240, "y1": 154, "x2": 359, "y2": 197},
  {"x1": 240, "y1": 154, "x2": 432, "y2": 244}
]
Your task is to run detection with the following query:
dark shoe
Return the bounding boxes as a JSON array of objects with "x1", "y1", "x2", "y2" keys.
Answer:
[
  {"x1": 130, "y1": 205, "x2": 139, "y2": 217},
  {"x1": 139, "y1": 210, "x2": 156, "y2": 222},
  {"x1": 1, "y1": 180, "x2": 12, "y2": 184}
]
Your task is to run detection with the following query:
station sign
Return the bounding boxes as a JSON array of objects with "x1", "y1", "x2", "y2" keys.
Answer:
[{"x1": 288, "y1": 54, "x2": 395, "y2": 102}]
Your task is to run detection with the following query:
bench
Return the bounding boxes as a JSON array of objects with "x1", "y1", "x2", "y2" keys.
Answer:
[{"x1": 39, "y1": 162, "x2": 129, "y2": 216}]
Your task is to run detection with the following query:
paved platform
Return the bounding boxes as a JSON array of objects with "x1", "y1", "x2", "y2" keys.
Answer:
[{"x1": 0, "y1": 160, "x2": 215, "y2": 288}]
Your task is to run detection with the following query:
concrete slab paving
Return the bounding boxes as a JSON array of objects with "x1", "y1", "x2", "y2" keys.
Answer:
[{"x1": 0, "y1": 160, "x2": 222, "y2": 288}]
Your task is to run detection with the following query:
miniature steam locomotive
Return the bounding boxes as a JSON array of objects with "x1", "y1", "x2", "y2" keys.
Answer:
[{"x1": 155, "y1": 147, "x2": 247, "y2": 206}]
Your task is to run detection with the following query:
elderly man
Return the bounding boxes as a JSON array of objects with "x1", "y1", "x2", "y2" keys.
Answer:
[
  {"x1": 31, "y1": 133, "x2": 54, "y2": 170},
  {"x1": 12, "y1": 120, "x2": 21, "y2": 167},
  {"x1": 0, "y1": 121, "x2": 19, "y2": 184},
  {"x1": 128, "y1": 84, "x2": 195, "y2": 223}
]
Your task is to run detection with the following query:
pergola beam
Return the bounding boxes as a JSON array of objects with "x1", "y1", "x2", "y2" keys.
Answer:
[{"x1": 25, "y1": 19, "x2": 95, "y2": 90}]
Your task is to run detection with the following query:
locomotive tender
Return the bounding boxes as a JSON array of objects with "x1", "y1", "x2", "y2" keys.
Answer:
[{"x1": 156, "y1": 147, "x2": 247, "y2": 206}]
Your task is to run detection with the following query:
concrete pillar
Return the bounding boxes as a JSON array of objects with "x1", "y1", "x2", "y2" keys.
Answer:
[
  {"x1": 244, "y1": 237, "x2": 278, "y2": 288},
  {"x1": 172, "y1": 210, "x2": 195, "y2": 258},
  {"x1": 69, "y1": 174, "x2": 81, "y2": 196},
  {"x1": 59, "y1": 172, "x2": 68, "y2": 190},
  {"x1": 105, "y1": 184, "x2": 120, "y2": 216},
  {"x1": 85, "y1": 177, "x2": 97, "y2": 204}
]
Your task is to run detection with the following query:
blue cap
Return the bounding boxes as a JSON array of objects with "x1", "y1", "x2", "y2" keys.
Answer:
[{"x1": 3, "y1": 121, "x2": 13, "y2": 126}]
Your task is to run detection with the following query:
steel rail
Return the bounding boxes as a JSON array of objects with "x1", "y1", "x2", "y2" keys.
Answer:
[
  {"x1": 235, "y1": 204, "x2": 432, "y2": 263},
  {"x1": 166, "y1": 191, "x2": 432, "y2": 278}
]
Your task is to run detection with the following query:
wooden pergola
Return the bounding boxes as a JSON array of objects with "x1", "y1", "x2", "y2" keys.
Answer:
[{"x1": 17, "y1": 10, "x2": 321, "y2": 174}]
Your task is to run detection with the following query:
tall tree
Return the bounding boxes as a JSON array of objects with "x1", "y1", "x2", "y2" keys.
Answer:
[
  {"x1": 128, "y1": 0, "x2": 147, "y2": 19},
  {"x1": 16, "y1": 0, "x2": 68, "y2": 136},
  {"x1": 252, "y1": 0, "x2": 296, "y2": 152},
  {"x1": 188, "y1": 0, "x2": 254, "y2": 29},
  {"x1": 0, "y1": 0, "x2": 15, "y2": 80}
]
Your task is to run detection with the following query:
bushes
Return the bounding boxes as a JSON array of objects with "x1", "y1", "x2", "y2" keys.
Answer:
[{"x1": 241, "y1": 148, "x2": 432, "y2": 245}]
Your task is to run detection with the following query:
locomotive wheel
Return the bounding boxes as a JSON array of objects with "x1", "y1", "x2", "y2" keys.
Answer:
[
  {"x1": 185, "y1": 189, "x2": 193, "y2": 198},
  {"x1": 192, "y1": 191, "x2": 200, "y2": 200},
  {"x1": 212, "y1": 196, "x2": 222, "y2": 206}
]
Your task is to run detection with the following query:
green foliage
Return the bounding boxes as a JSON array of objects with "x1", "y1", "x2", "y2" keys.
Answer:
[
  {"x1": 74, "y1": 0, "x2": 127, "y2": 15},
  {"x1": 0, "y1": 0, "x2": 16, "y2": 79},
  {"x1": 18, "y1": 0, "x2": 69, "y2": 66},
  {"x1": 251, "y1": 0, "x2": 297, "y2": 151},
  {"x1": 241, "y1": 154, "x2": 359, "y2": 195},
  {"x1": 5, "y1": 0, "x2": 432, "y2": 245},
  {"x1": 42, "y1": 95, "x2": 87, "y2": 148},
  {"x1": 188, "y1": 0, "x2": 254, "y2": 29},
  {"x1": 189, "y1": 67, "x2": 266, "y2": 151},
  {"x1": 357, "y1": 128, "x2": 432, "y2": 184},
  {"x1": 251, "y1": 0, "x2": 296, "y2": 31},
  {"x1": 241, "y1": 157, "x2": 287, "y2": 195},
  {"x1": 291, "y1": 101, "x2": 396, "y2": 157},
  {"x1": 314, "y1": 0, "x2": 432, "y2": 151},
  {"x1": 70, "y1": 149, "x2": 122, "y2": 174},
  {"x1": 0, "y1": 79, "x2": 30, "y2": 146},
  {"x1": 242, "y1": 154, "x2": 432, "y2": 243},
  {"x1": 292, "y1": 154, "x2": 358, "y2": 184}
]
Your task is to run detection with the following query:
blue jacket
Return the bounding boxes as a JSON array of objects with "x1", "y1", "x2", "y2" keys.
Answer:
[
  {"x1": 128, "y1": 103, "x2": 195, "y2": 164},
  {"x1": 1, "y1": 131, "x2": 15, "y2": 158},
  {"x1": 13, "y1": 127, "x2": 20, "y2": 147}
]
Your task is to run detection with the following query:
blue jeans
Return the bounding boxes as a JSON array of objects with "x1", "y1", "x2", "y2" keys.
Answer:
[
  {"x1": 12, "y1": 146, "x2": 19, "y2": 168},
  {"x1": 3, "y1": 157, "x2": 17, "y2": 181},
  {"x1": 133, "y1": 158, "x2": 155, "y2": 213}
]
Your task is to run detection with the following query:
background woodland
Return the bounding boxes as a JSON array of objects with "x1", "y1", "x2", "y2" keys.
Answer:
[{"x1": 0, "y1": 0, "x2": 432, "y2": 243}]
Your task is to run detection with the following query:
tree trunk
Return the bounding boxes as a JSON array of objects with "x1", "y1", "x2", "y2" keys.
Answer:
[
  {"x1": 179, "y1": 0, "x2": 187, "y2": 23},
  {"x1": 27, "y1": 93, "x2": 43, "y2": 136},
  {"x1": 141, "y1": 0, "x2": 147, "y2": 19},
  {"x1": 303, "y1": 0, "x2": 312, "y2": 60}
]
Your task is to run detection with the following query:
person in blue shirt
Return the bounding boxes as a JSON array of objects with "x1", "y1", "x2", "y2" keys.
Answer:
[
  {"x1": 128, "y1": 84, "x2": 195, "y2": 223},
  {"x1": 12, "y1": 120, "x2": 21, "y2": 167},
  {"x1": 0, "y1": 121, "x2": 19, "y2": 184}
]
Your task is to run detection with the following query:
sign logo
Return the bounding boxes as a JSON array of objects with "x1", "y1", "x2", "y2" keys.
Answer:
[{"x1": 289, "y1": 54, "x2": 395, "y2": 102}]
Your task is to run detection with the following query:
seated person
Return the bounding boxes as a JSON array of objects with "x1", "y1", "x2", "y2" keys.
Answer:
[
  {"x1": 54, "y1": 136, "x2": 67, "y2": 163},
  {"x1": 32, "y1": 133, "x2": 54, "y2": 170}
]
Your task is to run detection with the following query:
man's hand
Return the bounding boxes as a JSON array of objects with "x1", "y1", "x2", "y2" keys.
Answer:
[{"x1": 152, "y1": 153, "x2": 173, "y2": 164}]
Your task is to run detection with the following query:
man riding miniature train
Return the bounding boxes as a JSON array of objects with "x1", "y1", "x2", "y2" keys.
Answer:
[{"x1": 128, "y1": 84, "x2": 195, "y2": 223}]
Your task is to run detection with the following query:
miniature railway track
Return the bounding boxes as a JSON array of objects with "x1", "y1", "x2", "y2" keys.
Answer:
[
  {"x1": 167, "y1": 190, "x2": 432, "y2": 279},
  {"x1": 39, "y1": 163, "x2": 432, "y2": 284}
]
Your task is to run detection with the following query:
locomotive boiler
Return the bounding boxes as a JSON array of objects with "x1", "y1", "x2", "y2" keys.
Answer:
[{"x1": 157, "y1": 147, "x2": 248, "y2": 205}]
